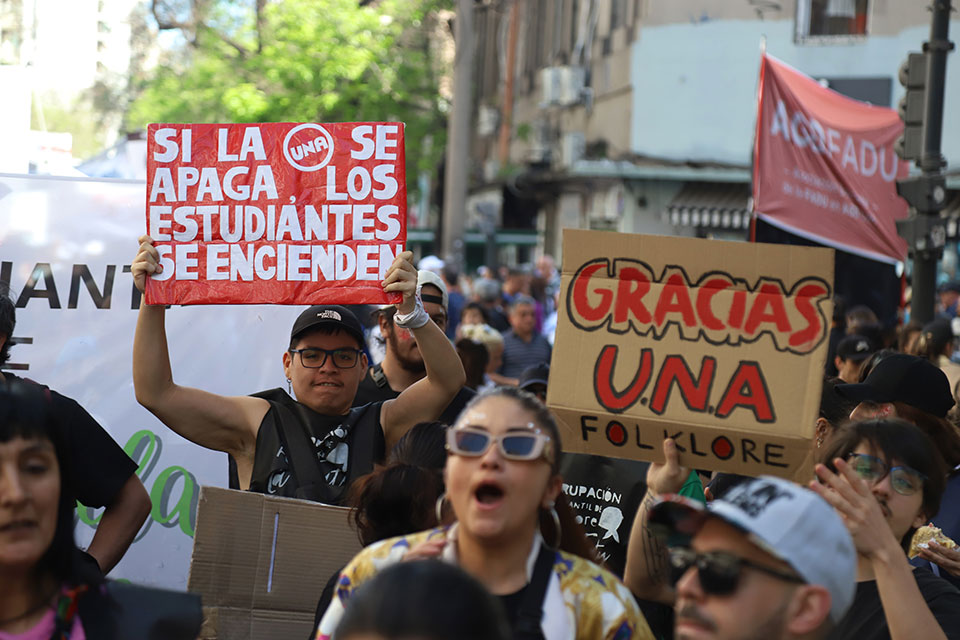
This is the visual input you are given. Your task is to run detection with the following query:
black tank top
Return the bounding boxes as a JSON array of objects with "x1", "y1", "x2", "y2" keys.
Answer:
[{"x1": 248, "y1": 388, "x2": 384, "y2": 505}]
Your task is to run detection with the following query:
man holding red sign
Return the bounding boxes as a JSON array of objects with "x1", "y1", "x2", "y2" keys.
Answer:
[{"x1": 130, "y1": 236, "x2": 465, "y2": 505}]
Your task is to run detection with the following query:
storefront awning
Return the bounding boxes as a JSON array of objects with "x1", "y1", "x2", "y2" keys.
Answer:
[
  {"x1": 667, "y1": 182, "x2": 752, "y2": 230},
  {"x1": 407, "y1": 228, "x2": 539, "y2": 245}
]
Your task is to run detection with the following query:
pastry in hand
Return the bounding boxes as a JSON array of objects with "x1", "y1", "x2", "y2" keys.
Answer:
[{"x1": 909, "y1": 524, "x2": 958, "y2": 559}]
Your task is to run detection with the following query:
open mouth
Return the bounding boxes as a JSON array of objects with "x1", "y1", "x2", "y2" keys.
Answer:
[{"x1": 474, "y1": 483, "x2": 505, "y2": 507}]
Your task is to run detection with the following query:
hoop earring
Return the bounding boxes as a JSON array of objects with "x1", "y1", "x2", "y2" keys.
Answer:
[
  {"x1": 545, "y1": 501, "x2": 562, "y2": 550},
  {"x1": 286, "y1": 378, "x2": 292, "y2": 394},
  {"x1": 435, "y1": 493, "x2": 447, "y2": 524}
]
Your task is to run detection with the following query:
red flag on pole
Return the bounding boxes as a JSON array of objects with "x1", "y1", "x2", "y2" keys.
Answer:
[{"x1": 752, "y1": 55, "x2": 909, "y2": 264}]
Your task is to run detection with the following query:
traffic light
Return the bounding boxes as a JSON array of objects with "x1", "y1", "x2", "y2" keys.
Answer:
[{"x1": 895, "y1": 52, "x2": 927, "y2": 163}]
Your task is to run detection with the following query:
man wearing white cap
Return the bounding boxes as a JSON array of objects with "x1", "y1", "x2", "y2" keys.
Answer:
[
  {"x1": 650, "y1": 473, "x2": 856, "y2": 640},
  {"x1": 625, "y1": 440, "x2": 857, "y2": 640},
  {"x1": 353, "y1": 270, "x2": 474, "y2": 425}
]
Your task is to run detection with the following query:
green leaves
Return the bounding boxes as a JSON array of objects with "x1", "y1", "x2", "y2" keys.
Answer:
[{"x1": 128, "y1": 0, "x2": 453, "y2": 177}]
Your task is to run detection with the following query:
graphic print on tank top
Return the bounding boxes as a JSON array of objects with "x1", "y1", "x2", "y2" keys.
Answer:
[{"x1": 265, "y1": 425, "x2": 351, "y2": 494}]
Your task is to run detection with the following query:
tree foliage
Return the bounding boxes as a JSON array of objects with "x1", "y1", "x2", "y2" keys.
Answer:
[{"x1": 127, "y1": 0, "x2": 453, "y2": 176}]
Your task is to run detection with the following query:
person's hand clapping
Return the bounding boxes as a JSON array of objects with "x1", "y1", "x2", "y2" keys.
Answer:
[{"x1": 131, "y1": 235, "x2": 162, "y2": 294}]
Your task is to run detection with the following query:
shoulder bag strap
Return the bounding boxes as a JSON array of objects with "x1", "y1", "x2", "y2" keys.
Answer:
[
  {"x1": 512, "y1": 545, "x2": 555, "y2": 640},
  {"x1": 273, "y1": 402, "x2": 333, "y2": 502}
]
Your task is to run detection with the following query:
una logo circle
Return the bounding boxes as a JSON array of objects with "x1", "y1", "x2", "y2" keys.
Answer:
[{"x1": 283, "y1": 123, "x2": 335, "y2": 172}]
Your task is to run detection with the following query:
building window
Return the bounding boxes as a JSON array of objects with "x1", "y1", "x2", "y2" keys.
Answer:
[{"x1": 797, "y1": 0, "x2": 869, "y2": 40}]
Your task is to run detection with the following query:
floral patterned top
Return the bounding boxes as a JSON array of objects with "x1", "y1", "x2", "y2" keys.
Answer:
[{"x1": 315, "y1": 524, "x2": 654, "y2": 640}]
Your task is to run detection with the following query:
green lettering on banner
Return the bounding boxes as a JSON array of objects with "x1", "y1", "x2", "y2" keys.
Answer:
[
  {"x1": 150, "y1": 465, "x2": 199, "y2": 538},
  {"x1": 75, "y1": 429, "x2": 200, "y2": 540}
]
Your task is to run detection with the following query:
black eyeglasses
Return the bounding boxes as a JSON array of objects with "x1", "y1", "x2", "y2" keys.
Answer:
[
  {"x1": 669, "y1": 547, "x2": 805, "y2": 595},
  {"x1": 846, "y1": 453, "x2": 926, "y2": 496},
  {"x1": 289, "y1": 348, "x2": 362, "y2": 369}
]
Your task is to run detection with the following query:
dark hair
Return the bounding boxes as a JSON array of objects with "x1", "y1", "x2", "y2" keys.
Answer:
[
  {"x1": 846, "y1": 305, "x2": 878, "y2": 333},
  {"x1": 891, "y1": 402, "x2": 960, "y2": 469},
  {"x1": 455, "y1": 338, "x2": 489, "y2": 390},
  {"x1": 819, "y1": 418, "x2": 947, "y2": 551},
  {"x1": 820, "y1": 377, "x2": 855, "y2": 427},
  {"x1": 335, "y1": 560, "x2": 511, "y2": 640},
  {"x1": 0, "y1": 380, "x2": 100, "y2": 587},
  {"x1": 899, "y1": 320, "x2": 925, "y2": 355},
  {"x1": 347, "y1": 422, "x2": 447, "y2": 547},
  {"x1": 457, "y1": 386, "x2": 562, "y2": 473},
  {"x1": 857, "y1": 348, "x2": 899, "y2": 382},
  {"x1": 388, "y1": 421, "x2": 448, "y2": 469},
  {"x1": 0, "y1": 284, "x2": 15, "y2": 366},
  {"x1": 452, "y1": 387, "x2": 598, "y2": 562},
  {"x1": 460, "y1": 301, "x2": 489, "y2": 325}
]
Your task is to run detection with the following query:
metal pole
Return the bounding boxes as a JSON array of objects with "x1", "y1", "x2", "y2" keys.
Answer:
[
  {"x1": 441, "y1": 0, "x2": 475, "y2": 275},
  {"x1": 909, "y1": 0, "x2": 953, "y2": 325}
]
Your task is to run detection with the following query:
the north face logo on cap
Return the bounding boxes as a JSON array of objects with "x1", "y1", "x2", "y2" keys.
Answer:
[
  {"x1": 726, "y1": 482, "x2": 794, "y2": 518},
  {"x1": 856, "y1": 340, "x2": 869, "y2": 352},
  {"x1": 318, "y1": 310, "x2": 342, "y2": 321}
]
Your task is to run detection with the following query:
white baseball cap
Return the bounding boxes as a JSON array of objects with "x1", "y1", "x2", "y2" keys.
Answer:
[
  {"x1": 417, "y1": 270, "x2": 448, "y2": 312},
  {"x1": 651, "y1": 476, "x2": 856, "y2": 624}
]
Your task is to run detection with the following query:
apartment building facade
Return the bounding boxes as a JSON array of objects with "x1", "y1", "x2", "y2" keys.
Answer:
[{"x1": 455, "y1": 0, "x2": 960, "y2": 265}]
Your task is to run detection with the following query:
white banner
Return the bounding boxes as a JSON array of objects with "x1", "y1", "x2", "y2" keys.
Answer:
[{"x1": 0, "y1": 173, "x2": 296, "y2": 589}]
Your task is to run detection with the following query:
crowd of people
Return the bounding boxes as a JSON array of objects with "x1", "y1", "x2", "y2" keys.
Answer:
[{"x1": 2, "y1": 238, "x2": 960, "y2": 640}]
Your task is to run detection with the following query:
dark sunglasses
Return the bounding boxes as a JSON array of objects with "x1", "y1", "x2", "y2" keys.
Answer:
[
  {"x1": 446, "y1": 426, "x2": 552, "y2": 461},
  {"x1": 669, "y1": 547, "x2": 804, "y2": 595},
  {"x1": 846, "y1": 453, "x2": 926, "y2": 496}
]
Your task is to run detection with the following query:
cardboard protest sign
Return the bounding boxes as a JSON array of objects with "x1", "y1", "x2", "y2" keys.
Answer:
[
  {"x1": 145, "y1": 122, "x2": 406, "y2": 305},
  {"x1": 548, "y1": 230, "x2": 834, "y2": 481},
  {"x1": 189, "y1": 486, "x2": 361, "y2": 640},
  {"x1": 753, "y1": 55, "x2": 908, "y2": 264}
]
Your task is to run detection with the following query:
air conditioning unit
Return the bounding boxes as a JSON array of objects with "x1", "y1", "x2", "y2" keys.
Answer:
[
  {"x1": 559, "y1": 132, "x2": 584, "y2": 168},
  {"x1": 540, "y1": 66, "x2": 586, "y2": 107},
  {"x1": 526, "y1": 120, "x2": 552, "y2": 163},
  {"x1": 557, "y1": 66, "x2": 585, "y2": 106},
  {"x1": 540, "y1": 67, "x2": 561, "y2": 106},
  {"x1": 477, "y1": 105, "x2": 499, "y2": 137}
]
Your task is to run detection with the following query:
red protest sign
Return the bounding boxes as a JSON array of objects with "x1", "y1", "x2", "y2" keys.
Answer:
[
  {"x1": 753, "y1": 55, "x2": 908, "y2": 264},
  {"x1": 144, "y1": 122, "x2": 406, "y2": 305}
]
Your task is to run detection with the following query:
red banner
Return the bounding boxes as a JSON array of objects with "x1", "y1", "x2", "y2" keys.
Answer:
[
  {"x1": 144, "y1": 122, "x2": 406, "y2": 305},
  {"x1": 753, "y1": 55, "x2": 908, "y2": 264}
]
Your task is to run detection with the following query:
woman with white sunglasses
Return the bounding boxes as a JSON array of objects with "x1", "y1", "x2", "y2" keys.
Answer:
[{"x1": 315, "y1": 386, "x2": 653, "y2": 640}]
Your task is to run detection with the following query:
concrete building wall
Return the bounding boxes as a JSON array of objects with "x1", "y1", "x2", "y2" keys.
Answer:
[{"x1": 630, "y1": 2, "x2": 960, "y2": 166}]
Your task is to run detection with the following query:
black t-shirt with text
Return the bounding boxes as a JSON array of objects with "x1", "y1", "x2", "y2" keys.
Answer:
[
  {"x1": 828, "y1": 567, "x2": 960, "y2": 640},
  {"x1": 559, "y1": 453, "x2": 649, "y2": 578},
  {"x1": 5, "y1": 373, "x2": 137, "y2": 507}
]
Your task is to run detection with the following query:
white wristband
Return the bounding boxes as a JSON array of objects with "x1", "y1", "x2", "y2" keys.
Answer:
[{"x1": 394, "y1": 295, "x2": 430, "y2": 329}]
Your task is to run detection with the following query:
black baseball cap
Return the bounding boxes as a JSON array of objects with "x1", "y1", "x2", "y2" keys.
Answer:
[
  {"x1": 836, "y1": 334, "x2": 875, "y2": 362},
  {"x1": 519, "y1": 363, "x2": 550, "y2": 390},
  {"x1": 290, "y1": 305, "x2": 365, "y2": 348},
  {"x1": 835, "y1": 353, "x2": 954, "y2": 418},
  {"x1": 938, "y1": 281, "x2": 960, "y2": 294}
]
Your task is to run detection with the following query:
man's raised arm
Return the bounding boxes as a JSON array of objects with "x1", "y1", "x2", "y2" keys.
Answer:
[
  {"x1": 131, "y1": 235, "x2": 268, "y2": 473},
  {"x1": 379, "y1": 252, "x2": 466, "y2": 452},
  {"x1": 624, "y1": 438, "x2": 690, "y2": 605}
]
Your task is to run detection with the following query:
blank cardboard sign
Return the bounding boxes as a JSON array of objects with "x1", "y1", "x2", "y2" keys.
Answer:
[
  {"x1": 548, "y1": 230, "x2": 834, "y2": 482},
  {"x1": 189, "y1": 486, "x2": 361, "y2": 640}
]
